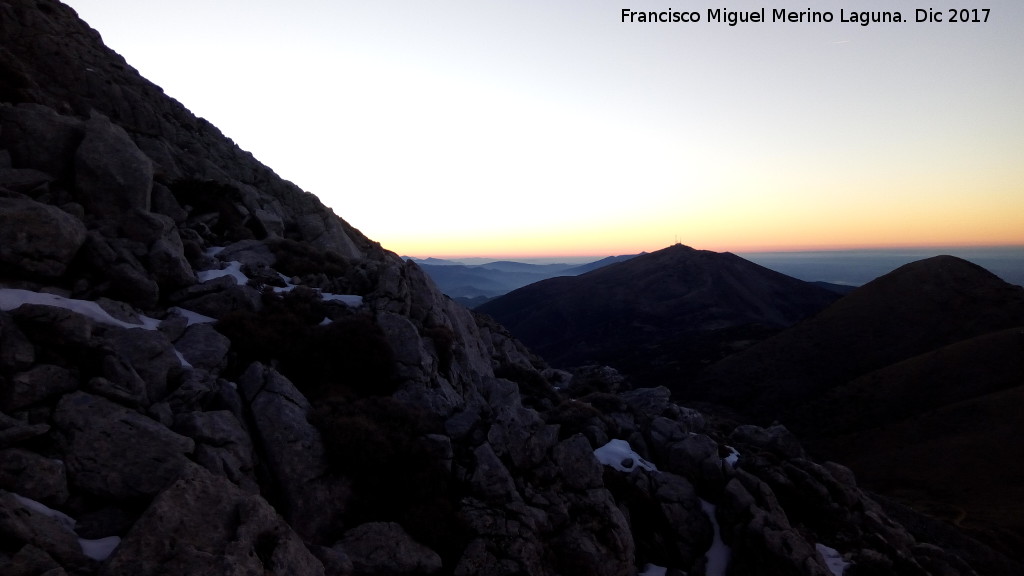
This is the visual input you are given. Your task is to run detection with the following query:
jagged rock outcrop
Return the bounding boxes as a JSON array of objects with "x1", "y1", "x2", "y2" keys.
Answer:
[{"x1": 0, "y1": 2, "x2": 1019, "y2": 576}]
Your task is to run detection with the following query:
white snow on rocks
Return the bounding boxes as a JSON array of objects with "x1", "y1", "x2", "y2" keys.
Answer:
[
  {"x1": 593, "y1": 439, "x2": 657, "y2": 473},
  {"x1": 700, "y1": 498, "x2": 732, "y2": 576},
  {"x1": 11, "y1": 493, "x2": 121, "y2": 561},
  {"x1": 816, "y1": 543, "x2": 851, "y2": 576}
]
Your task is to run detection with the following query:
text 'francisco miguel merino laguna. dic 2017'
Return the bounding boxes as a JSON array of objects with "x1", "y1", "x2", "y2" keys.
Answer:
[{"x1": 620, "y1": 8, "x2": 992, "y2": 26}]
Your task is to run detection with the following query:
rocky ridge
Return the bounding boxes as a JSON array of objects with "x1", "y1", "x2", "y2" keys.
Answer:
[{"x1": 0, "y1": 1, "x2": 1017, "y2": 575}]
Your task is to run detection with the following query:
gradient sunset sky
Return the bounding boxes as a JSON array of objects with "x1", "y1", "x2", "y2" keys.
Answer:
[{"x1": 64, "y1": 0, "x2": 1024, "y2": 258}]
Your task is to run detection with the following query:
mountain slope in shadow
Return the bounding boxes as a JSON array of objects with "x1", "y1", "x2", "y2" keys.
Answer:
[
  {"x1": 696, "y1": 255, "x2": 1024, "y2": 420},
  {"x1": 477, "y1": 243, "x2": 840, "y2": 386},
  {"x1": 694, "y1": 255, "x2": 1024, "y2": 560}
]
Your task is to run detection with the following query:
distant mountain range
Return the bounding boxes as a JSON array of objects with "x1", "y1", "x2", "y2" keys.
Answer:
[
  {"x1": 476, "y1": 244, "x2": 842, "y2": 385},
  {"x1": 407, "y1": 254, "x2": 639, "y2": 307}
]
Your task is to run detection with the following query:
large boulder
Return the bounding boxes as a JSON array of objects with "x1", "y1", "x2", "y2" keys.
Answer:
[
  {"x1": 238, "y1": 362, "x2": 339, "y2": 541},
  {"x1": 74, "y1": 113, "x2": 153, "y2": 219},
  {"x1": 100, "y1": 464, "x2": 324, "y2": 576},
  {"x1": 1, "y1": 363, "x2": 79, "y2": 412},
  {"x1": 0, "y1": 448, "x2": 69, "y2": 507},
  {"x1": 172, "y1": 410, "x2": 257, "y2": 492},
  {"x1": 0, "y1": 103, "x2": 83, "y2": 179},
  {"x1": 338, "y1": 522, "x2": 442, "y2": 576},
  {"x1": 54, "y1": 391, "x2": 194, "y2": 499},
  {"x1": 0, "y1": 196, "x2": 87, "y2": 277},
  {"x1": 173, "y1": 323, "x2": 230, "y2": 374},
  {"x1": 100, "y1": 325, "x2": 182, "y2": 404}
]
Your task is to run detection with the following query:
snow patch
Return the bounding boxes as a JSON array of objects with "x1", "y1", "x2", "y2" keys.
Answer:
[
  {"x1": 593, "y1": 439, "x2": 657, "y2": 472},
  {"x1": 723, "y1": 445, "x2": 740, "y2": 467},
  {"x1": 80, "y1": 536, "x2": 121, "y2": 561},
  {"x1": 0, "y1": 289, "x2": 157, "y2": 330},
  {"x1": 196, "y1": 259, "x2": 363, "y2": 307},
  {"x1": 197, "y1": 260, "x2": 247, "y2": 285},
  {"x1": 10, "y1": 493, "x2": 120, "y2": 561},
  {"x1": 168, "y1": 306, "x2": 216, "y2": 326},
  {"x1": 700, "y1": 499, "x2": 732, "y2": 576},
  {"x1": 638, "y1": 564, "x2": 667, "y2": 576},
  {"x1": 174, "y1": 348, "x2": 194, "y2": 369},
  {"x1": 11, "y1": 493, "x2": 76, "y2": 531},
  {"x1": 816, "y1": 543, "x2": 850, "y2": 576},
  {"x1": 321, "y1": 292, "x2": 363, "y2": 307}
]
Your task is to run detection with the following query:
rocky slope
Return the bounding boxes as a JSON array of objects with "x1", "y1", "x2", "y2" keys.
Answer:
[{"x1": 0, "y1": 1, "x2": 1019, "y2": 575}]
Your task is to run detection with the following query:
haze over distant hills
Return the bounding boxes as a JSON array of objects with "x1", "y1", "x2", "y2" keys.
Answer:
[
  {"x1": 408, "y1": 254, "x2": 639, "y2": 307},
  {"x1": 414, "y1": 245, "x2": 1023, "y2": 307},
  {"x1": 740, "y1": 245, "x2": 1024, "y2": 287}
]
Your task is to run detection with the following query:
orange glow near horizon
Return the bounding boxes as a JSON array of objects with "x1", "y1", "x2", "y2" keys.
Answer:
[{"x1": 62, "y1": 0, "x2": 1024, "y2": 264}]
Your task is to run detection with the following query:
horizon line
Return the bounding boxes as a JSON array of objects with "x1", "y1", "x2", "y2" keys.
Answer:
[{"x1": 402, "y1": 242, "x2": 1024, "y2": 262}]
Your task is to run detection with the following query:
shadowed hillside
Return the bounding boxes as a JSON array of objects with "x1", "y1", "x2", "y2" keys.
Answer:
[
  {"x1": 477, "y1": 243, "x2": 840, "y2": 387},
  {"x1": 695, "y1": 255, "x2": 1024, "y2": 560}
]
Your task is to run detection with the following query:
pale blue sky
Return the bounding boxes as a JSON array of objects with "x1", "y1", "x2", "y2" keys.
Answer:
[{"x1": 63, "y1": 1, "x2": 1024, "y2": 257}]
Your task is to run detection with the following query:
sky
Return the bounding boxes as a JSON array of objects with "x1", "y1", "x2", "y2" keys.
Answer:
[{"x1": 62, "y1": 0, "x2": 1024, "y2": 259}]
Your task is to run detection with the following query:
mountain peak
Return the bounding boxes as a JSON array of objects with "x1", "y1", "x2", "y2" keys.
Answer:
[{"x1": 477, "y1": 245, "x2": 840, "y2": 383}]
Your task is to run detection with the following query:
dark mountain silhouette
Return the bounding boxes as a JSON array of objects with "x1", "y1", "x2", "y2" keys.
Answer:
[
  {"x1": 477, "y1": 244, "x2": 840, "y2": 386},
  {"x1": 696, "y1": 255, "x2": 1024, "y2": 420},
  {"x1": 695, "y1": 255, "x2": 1024, "y2": 559}
]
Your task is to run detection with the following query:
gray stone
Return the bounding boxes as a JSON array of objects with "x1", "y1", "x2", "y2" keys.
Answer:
[
  {"x1": 117, "y1": 210, "x2": 195, "y2": 290},
  {"x1": 470, "y1": 442, "x2": 521, "y2": 504},
  {"x1": 216, "y1": 239, "x2": 276, "y2": 268},
  {"x1": 10, "y1": 303, "x2": 96, "y2": 349},
  {"x1": 620, "y1": 386, "x2": 672, "y2": 418},
  {"x1": 0, "y1": 490, "x2": 88, "y2": 570},
  {"x1": 551, "y1": 434, "x2": 603, "y2": 491},
  {"x1": 0, "y1": 197, "x2": 87, "y2": 277},
  {"x1": 549, "y1": 489, "x2": 635, "y2": 576},
  {"x1": 0, "y1": 167, "x2": 54, "y2": 195},
  {"x1": 174, "y1": 323, "x2": 230, "y2": 374},
  {"x1": 0, "y1": 311, "x2": 35, "y2": 371},
  {"x1": 311, "y1": 544, "x2": 354, "y2": 576},
  {"x1": 87, "y1": 355, "x2": 148, "y2": 407},
  {"x1": 171, "y1": 276, "x2": 262, "y2": 319},
  {"x1": 80, "y1": 231, "x2": 161, "y2": 309},
  {"x1": 100, "y1": 326, "x2": 181, "y2": 403},
  {"x1": 54, "y1": 391, "x2": 194, "y2": 499},
  {"x1": 173, "y1": 410, "x2": 256, "y2": 491},
  {"x1": 2, "y1": 543, "x2": 65, "y2": 576},
  {"x1": 2, "y1": 364, "x2": 78, "y2": 412},
  {"x1": 339, "y1": 522, "x2": 442, "y2": 576},
  {"x1": 238, "y1": 362, "x2": 338, "y2": 541},
  {"x1": 730, "y1": 424, "x2": 806, "y2": 459},
  {"x1": 74, "y1": 113, "x2": 153, "y2": 219},
  {"x1": 0, "y1": 410, "x2": 50, "y2": 449},
  {"x1": 0, "y1": 448, "x2": 69, "y2": 507},
  {"x1": 100, "y1": 464, "x2": 324, "y2": 576},
  {"x1": 0, "y1": 103, "x2": 83, "y2": 179},
  {"x1": 664, "y1": 433, "x2": 723, "y2": 487}
]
